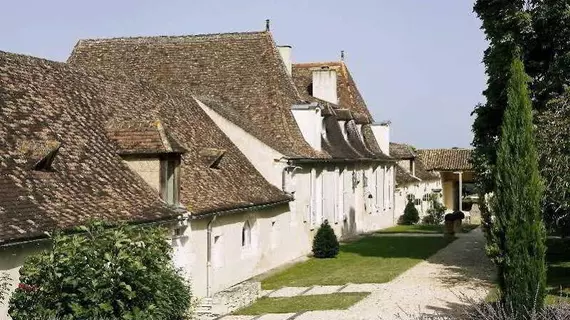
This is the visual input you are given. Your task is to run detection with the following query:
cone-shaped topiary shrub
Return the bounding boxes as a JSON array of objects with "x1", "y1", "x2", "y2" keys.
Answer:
[
  {"x1": 490, "y1": 58, "x2": 546, "y2": 312},
  {"x1": 312, "y1": 220, "x2": 340, "y2": 258},
  {"x1": 400, "y1": 200, "x2": 420, "y2": 225}
]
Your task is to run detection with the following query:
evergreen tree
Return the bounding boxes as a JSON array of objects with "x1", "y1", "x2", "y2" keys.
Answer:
[
  {"x1": 473, "y1": 0, "x2": 570, "y2": 233},
  {"x1": 312, "y1": 220, "x2": 340, "y2": 259},
  {"x1": 400, "y1": 200, "x2": 420, "y2": 225},
  {"x1": 491, "y1": 58, "x2": 546, "y2": 312}
]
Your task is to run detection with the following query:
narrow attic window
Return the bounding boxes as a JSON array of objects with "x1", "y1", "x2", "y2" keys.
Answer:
[
  {"x1": 199, "y1": 148, "x2": 226, "y2": 169},
  {"x1": 160, "y1": 157, "x2": 181, "y2": 206},
  {"x1": 33, "y1": 145, "x2": 60, "y2": 171},
  {"x1": 19, "y1": 140, "x2": 61, "y2": 172},
  {"x1": 242, "y1": 220, "x2": 252, "y2": 248}
]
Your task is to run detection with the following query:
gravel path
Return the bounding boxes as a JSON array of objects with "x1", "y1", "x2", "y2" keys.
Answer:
[{"x1": 222, "y1": 228, "x2": 495, "y2": 320}]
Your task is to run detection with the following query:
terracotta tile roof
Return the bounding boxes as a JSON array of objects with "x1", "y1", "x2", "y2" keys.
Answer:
[
  {"x1": 0, "y1": 52, "x2": 177, "y2": 244},
  {"x1": 68, "y1": 31, "x2": 324, "y2": 159},
  {"x1": 290, "y1": 62, "x2": 391, "y2": 161},
  {"x1": 321, "y1": 116, "x2": 363, "y2": 159},
  {"x1": 0, "y1": 50, "x2": 290, "y2": 243},
  {"x1": 390, "y1": 143, "x2": 416, "y2": 159},
  {"x1": 346, "y1": 121, "x2": 377, "y2": 158},
  {"x1": 391, "y1": 143, "x2": 439, "y2": 183},
  {"x1": 395, "y1": 165, "x2": 421, "y2": 186},
  {"x1": 414, "y1": 159, "x2": 440, "y2": 181},
  {"x1": 335, "y1": 109, "x2": 353, "y2": 121},
  {"x1": 106, "y1": 120, "x2": 187, "y2": 155},
  {"x1": 292, "y1": 62, "x2": 372, "y2": 123},
  {"x1": 417, "y1": 148, "x2": 473, "y2": 171}
]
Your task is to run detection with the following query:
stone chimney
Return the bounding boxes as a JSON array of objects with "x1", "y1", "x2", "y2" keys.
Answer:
[
  {"x1": 277, "y1": 45, "x2": 292, "y2": 76},
  {"x1": 312, "y1": 67, "x2": 338, "y2": 105},
  {"x1": 291, "y1": 103, "x2": 322, "y2": 151},
  {"x1": 371, "y1": 121, "x2": 390, "y2": 156}
]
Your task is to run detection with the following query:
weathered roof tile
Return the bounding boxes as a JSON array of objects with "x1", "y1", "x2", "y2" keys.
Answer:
[
  {"x1": 417, "y1": 148, "x2": 473, "y2": 171},
  {"x1": 68, "y1": 31, "x2": 323, "y2": 159},
  {"x1": 0, "y1": 50, "x2": 290, "y2": 244}
]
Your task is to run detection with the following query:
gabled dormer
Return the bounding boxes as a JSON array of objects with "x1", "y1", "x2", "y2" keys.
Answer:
[
  {"x1": 389, "y1": 142, "x2": 417, "y2": 177},
  {"x1": 107, "y1": 120, "x2": 186, "y2": 206}
]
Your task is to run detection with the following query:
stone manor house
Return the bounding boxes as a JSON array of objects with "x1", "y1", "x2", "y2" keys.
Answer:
[{"x1": 0, "y1": 26, "x2": 446, "y2": 316}]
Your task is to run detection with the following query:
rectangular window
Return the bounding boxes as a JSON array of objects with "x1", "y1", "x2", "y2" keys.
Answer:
[
  {"x1": 160, "y1": 158, "x2": 180, "y2": 205},
  {"x1": 374, "y1": 167, "x2": 381, "y2": 210},
  {"x1": 343, "y1": 167, "x2": 352, "y2": 218},
  {"x1": 368, "y1": 167, "x2": 377, "y2": 213},
  {"x1": 323, "y1": 168, "x2": 336, "y2": 223},
  {"x1": 336, "y1": 167, "x2": 343, "y2": 223},
  {"x1": 315, "y1": 169, "x2": 323, "y2": 225},
  {"x1": 310, "y1": 168, "x2": 317, "y2": 227},
  {"x1": 387, "y1": 167, "x2": 393, "y2": 209}
]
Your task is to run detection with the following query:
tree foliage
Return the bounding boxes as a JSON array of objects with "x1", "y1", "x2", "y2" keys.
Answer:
[
  {"x1": 8, "y1": 222, "x2": 192, "y2": 320},
  {"x1": 536, "y1": 90, "x2": 570, "y2": 236},
  {"x1": 312, "y1": 220, "x2": 340, "y2": 259},
  {"x1": 400, "y1": 200, "x2": 420, "y2": 225},
  {"x1": 490, "y1": 59, "x2": 546, "y2": 312},
  {"x1": 472, "y1": 0, "x2": 570, "y2": 230}
]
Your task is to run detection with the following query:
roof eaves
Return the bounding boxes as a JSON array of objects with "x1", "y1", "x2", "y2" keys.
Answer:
[{"x1": 190, "y1": 198, "x2": 293, "y2": 220}]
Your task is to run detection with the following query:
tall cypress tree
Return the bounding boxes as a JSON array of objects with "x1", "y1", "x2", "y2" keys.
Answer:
[{"x1": 491, "y1": 58, "x2": 546, "y2": 312}]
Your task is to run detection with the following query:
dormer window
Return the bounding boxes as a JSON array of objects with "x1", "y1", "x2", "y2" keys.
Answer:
[{"x1": 160, "y1": 157, "x2": 181, "y2": 206}]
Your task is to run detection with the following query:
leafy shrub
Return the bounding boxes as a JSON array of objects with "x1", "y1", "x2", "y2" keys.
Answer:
[
  {"x1": 9, "y1": 222, "x2": 192, "y2": 320},
  {"x1": 422, "y1": 195, "x2": 447, "y2": 225},
  {"x1": 312, "y1": 220, "x2": 340, "y2": 258},
  {"x1": 0, "y1": 272, "x2": 10, "y2": 301},
  {"x1": 399, "y1": 200, "x2": 420, "y2": 225}
]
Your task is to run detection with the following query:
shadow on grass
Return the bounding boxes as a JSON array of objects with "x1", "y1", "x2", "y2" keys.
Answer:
[
  {"x1": 340, "y1": 235, "x2": 456, "y2": 259},
  {"x1": 546, "y1": 238, "x2": 570, "y2": 298}
]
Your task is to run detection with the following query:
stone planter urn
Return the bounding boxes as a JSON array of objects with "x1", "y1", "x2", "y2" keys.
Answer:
[{"x1": 444, "y1": 211, "x2": 465, "y2": 236}]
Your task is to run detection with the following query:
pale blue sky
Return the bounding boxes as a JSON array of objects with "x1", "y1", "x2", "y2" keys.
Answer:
[{"x1": 0, "y1": 0, "x2": 486, "y2": 148}]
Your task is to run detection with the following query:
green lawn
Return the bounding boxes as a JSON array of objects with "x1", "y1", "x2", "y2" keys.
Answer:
[
  {"x1": 376, "y1": 224, "x2": 479, "y2": 234},
  {"x1": 233, "y1": 293, "x2": 369, "y2": 315},
  {"x1": 261, "y1": 235, "x2": 455, "y2": 289},
  {"x1": 486, "y1": 238, "x2": 570, "y2": 304},
  {"x1": 545, "y1": 238, "x2": 570, "y2": 302}
]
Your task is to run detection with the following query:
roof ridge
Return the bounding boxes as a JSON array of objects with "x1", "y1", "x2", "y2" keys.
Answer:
[
  {"x1": 75, "y1": 30, "x2": 268, "y2": 44},
  {"x1": 419, "y1": 148, "x2": 473, "y2": 151},
  {"x1": 294, "y1": 61, "x2": 343, "y2": 67},
  {"x1": 155, "y1": 120, "x2": 172, "y2": 152}
]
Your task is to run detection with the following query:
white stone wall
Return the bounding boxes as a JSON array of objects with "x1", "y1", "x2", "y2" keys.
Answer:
[
  {"x1": 177, "y1": 204, "x2": 311, "y2": 298},
  {"x1": 196, "y1": 99, "x2": 288, "y2": 188},
  {"x1": 291, "y1": 107, "x2": 323, "y2": 151},
  {"x1": 370, "y1": 123, "x2": 390, "y2": 156}
]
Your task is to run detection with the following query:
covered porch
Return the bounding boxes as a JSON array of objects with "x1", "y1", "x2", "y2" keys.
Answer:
[{"x1": 439, "y1": 170, "x2": 476, "y2": 212}]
